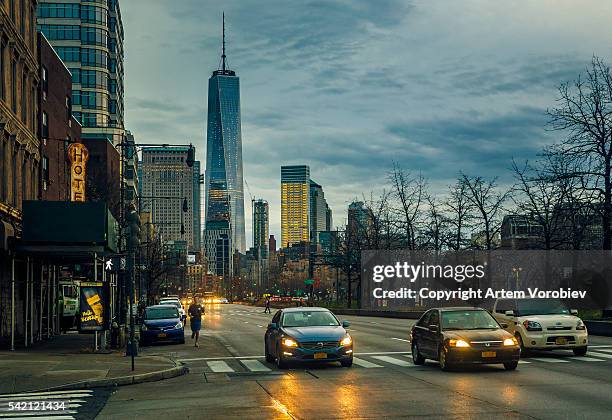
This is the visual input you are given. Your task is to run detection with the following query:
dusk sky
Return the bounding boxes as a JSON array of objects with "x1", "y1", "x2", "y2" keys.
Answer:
[{"x1": 121, "y1": 0, "x2": 612, "y2": 247}]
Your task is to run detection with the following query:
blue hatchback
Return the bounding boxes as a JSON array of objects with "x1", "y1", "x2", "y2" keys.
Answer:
[
  {"x1": 264, "y1": 307, "x2": 353, "y2": 368},
  {"x1": 140, "y1": 304, "x2": 185, "y2": 346}
]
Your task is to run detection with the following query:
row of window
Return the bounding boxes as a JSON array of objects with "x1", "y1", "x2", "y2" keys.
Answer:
[
  {"x1": 0, "y1": 137, "x2": 38, "y2": 208},
  {"x1": 38, "y1": 3, "x2": 109, "y2": 25},
  {"x1": 0, "y1": 43, "x2": 38, "y2": 132},
  {"x1": 72, "y1": 90, "x2": 108, "y2": 110},
  {"x1": 39, "y1": 25, "x2": 109, "y2": 47},
  {"x1": 55, "y1": 46, "x2": 109, "y2": 68}
]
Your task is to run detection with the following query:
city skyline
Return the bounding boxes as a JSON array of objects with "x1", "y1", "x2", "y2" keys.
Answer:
[{"x1": 121, "y1": 0, "x2": 612, "y2": 247}]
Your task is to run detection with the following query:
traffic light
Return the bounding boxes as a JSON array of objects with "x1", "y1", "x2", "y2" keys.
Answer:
[
  {"x1": 127, "y1": 209, "x2": 141, "y2": 249},
  {"x1": 186, "y1": 144, "x2": 195, "y2": 167}
]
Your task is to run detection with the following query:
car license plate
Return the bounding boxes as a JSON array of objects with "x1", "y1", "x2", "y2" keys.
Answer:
[
  {"x1": 158, "y1": 333, "x2": 167, "y2": 338},
  {"x1": 314, "y1": 352, "x2": 327, "y2": 359},
  {"x1": 555, "y1": 337, "x2": 567, "y2": 345},
  {"x1": 481, "y1": 351, "x2": 496, "y2": 358}
]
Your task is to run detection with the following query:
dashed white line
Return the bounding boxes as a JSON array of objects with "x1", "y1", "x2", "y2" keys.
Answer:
[{"x1": 391, "y1": 337, "x2": 410, "y2": 343}]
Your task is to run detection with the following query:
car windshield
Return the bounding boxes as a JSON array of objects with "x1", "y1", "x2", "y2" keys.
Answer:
[
  {"x1": 441, "y1": 310, "x2": 499, "y2": 330},
  {"x1": 145, "y1": 308, "x2": 179, "y2": 320},
  {"x1": 160, "y1": 301, "x2": 181, "y2": 308},
  {"x1": 282, "y1": 311, "x2": 340, "y2": 327},
  {"x1": 516, "y1": 299, "x2": 569, "y2": 316}
]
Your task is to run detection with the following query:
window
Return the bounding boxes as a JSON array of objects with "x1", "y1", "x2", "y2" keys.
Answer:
[
  {"x1": 20, "y1": 0, "x2": 26, "y2": 36},
  {"x1": 42, "y1": 111, "x2": 49, "y2": 138},
  {"x1": 42, "y1": 156, "x2": 49, "y2": 191},
  {"x1": 55, "y1": 47, "x2": 80, "y2": 63},
  {"x1": 39, "y1": 25, "x2": 81, "y2": 41},
  {"x1": 11, "y1": 60, "x2": 17, "y2": 113},
  {"x1": 12, "y1": 147, "x2": 18, "y2": 206},
  {"x1": 0, "y1": 139, "x2": 4, "y2": 200},
  {"x1": 38, "y1": 3, "x2": 80, "y2": 19},
  {"x1": 429, "y1": 311, "x2": 440, "y2": 329},
  {"x1": 417, "y1": 310, "x2": 432, "y2": 327},
  {"x1": 41, "y1": 66, "x2": 48, "y2": 100},
  {"x1": 10, "y1": 0, "x2": 15, "y2": 20},
  {"x1": 0, "y1": 42, "x2": 4, "y2": 100},
  {"x1": 21, "y1": 73, "x2": 27, "y2": 123}
]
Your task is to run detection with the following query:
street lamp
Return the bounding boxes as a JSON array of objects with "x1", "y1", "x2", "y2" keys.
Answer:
[{"x1": 512, "y1": 267, "x2": 523, "y2": 291}]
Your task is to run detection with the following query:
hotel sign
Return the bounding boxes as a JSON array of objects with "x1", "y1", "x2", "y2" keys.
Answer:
[{"x1": 67, "y1": 143, "x2": 89, "y2": 202}]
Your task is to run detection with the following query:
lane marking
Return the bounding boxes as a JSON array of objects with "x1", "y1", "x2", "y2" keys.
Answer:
[
  {"x1": 241, "y1": 359, "x2": 271, "y2": 372},
  {"x1": 570, "y1": 356, "x2": 606, "y2": 362},
  {"x1": 207, "y1": 360, "x2": 235, "y2": 372},
  {"x1": 591, "y1": 348, "x2": 612, "y2": 354},
  {"x1": 352, "y1": 357, "x2": 383, "y2": 368},
  {"x1": 585, "y1": 351, "x2": 612, "y2": 359},
  {"x1": 589, "y1": 345, "x2": 612, "y2": 348},
  {"x1": 355, "y1": 351, "x2": 412, "y2": 356},
  {"x1": 0, "y1": 390, "x2": 92, "y2": 398},
  {"x1": 0, "y1": 395, "x2": 91, "y2": 402},
  {"x1": 0, "y1": 412, "x2": 78, "y2": 418},
  {"x1": 372, "y1": 355, "x2": 415, "y2": 367},
  {"x1": 530, "y1": 357, "x2": 569, "y2": 363},
  {"x1": 518, "y1": 360, "x2": 531, "y2": 364},
  {"x1": 391, "y1": 337, "x2": 410, "y2": 343}
]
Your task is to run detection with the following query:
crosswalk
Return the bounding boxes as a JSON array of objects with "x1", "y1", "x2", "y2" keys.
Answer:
[
  {"x1": 0, "y1": 389, "x2": 94, "y2": 419},
  {"x1": 188, "y1": 346, "x2": 612, "y2": 374}
]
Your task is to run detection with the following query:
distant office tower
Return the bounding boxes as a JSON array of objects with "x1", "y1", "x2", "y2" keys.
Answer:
[
  {"x1": 38, "y1": 0, "x2": 125, "y2": 146},
  {"x1": 193, "y1": 161, "x2": 201, "y2": 252},
  {"x1": 204, "y1": 14, "x2": 246, "y2": 253},
  {"x1": 348, "y1": 201, "x2": 373, "y2": 239},
  {"x1": 140, "y1": 147, "x2": 199, "y2": 251},
  {"x1": 281, "y1": 165, "x2": 311, "y2": 248},
  {"x1": 203, "y1": 178, "x2": 233, "y2": 284},
  {"x1": 309, "y1": 180, "x2": 331, "y2": 243},
  {"x1": 253, "y1": 199, "x2": 269, "y2": 259},
  {"x1": 269, "y1": 235, "x2": 277, "y2": 255}
]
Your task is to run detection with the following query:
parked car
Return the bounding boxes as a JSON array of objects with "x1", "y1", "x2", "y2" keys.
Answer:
[
  {"x1": 159, "y1": 298, "x2": 187, "y2": 324},
  {"x1": 264, "y1": 307, "x2": 353, "y2": 368},
  {"x1": 492, "y1": 298, "x2": 588, "y2": 355},
  {"x1": 411, "y1": 307, "x2": 520, "y2": 371},
  {"x1": 140, "y1": 304, "x2": 185, "y2": 346}
]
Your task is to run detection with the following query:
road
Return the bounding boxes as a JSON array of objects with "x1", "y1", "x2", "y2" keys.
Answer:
[{"x1": 16, "y1": 303, "x2": 611, "y2": 419}]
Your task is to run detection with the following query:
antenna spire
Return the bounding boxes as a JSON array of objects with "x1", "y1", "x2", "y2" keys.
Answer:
[{"x1": 222, "y1": 12, "x2": 226, "y2": 72}]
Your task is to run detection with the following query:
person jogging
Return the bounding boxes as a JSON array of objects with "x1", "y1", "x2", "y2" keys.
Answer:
[
  {"x1": 188, "y1": 298, "x2": 203, "y2": 347},
  {"x1": 264, "y1": 296, "x2": 271, "y2": 314}
]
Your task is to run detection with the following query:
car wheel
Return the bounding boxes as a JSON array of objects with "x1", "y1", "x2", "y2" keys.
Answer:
[
  {"x1": 341, "y1": 357, "x2": 353, "y2": 367},
  {"x1": 504, "y1": 361, "x2": 518, "y2": 370},
  {"x1": 265, "y1": 340, "x2": 274, "y2": 363},
  {"x1": 573, "y1": 346, "x2": 587, "y2": 356},
  {"x1": 276, "y1": 345, "x2": 288, "y2": 369},
  {"x1": 439, "y1": 347, "x2": 452, "y2": 371},
  {"x1": 412, "y1": 341, "x2": 425, "y2": 365},
  {"x1": 516, "y1": 333, "x2": 529, "y2": 356}
]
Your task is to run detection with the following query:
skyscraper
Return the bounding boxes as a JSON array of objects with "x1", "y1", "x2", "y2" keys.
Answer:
[
  {"x1": 204, "y1": 14, "x2": 246, "y2": 253},
  {"x1": 140, "y1": 147, "x2": 199, "y2": 251},
  {"x1": 193, "y1": 161, "x2": 201, "y2": 252},
  {"x1": 309, "y1": 180, "x2": 332, "y2": 243},
  {"x1": 253, "y1": 199, "x2": 269, "y2": 259},
  {"x1": 281, "y1": 165, "x2": 310, "y2": 248},
  {"x1": 37, "y1": 0, "x2": 125, "y2": 146}
]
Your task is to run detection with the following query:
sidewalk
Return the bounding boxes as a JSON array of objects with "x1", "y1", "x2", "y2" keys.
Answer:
[{"x1": 0, "y1": 332, "x2": 187, "y2": 394}]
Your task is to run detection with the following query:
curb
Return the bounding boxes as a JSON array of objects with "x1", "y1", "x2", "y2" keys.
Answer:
[{"x1": 32, "y1": 357, "x2": 189, "y2": 392}]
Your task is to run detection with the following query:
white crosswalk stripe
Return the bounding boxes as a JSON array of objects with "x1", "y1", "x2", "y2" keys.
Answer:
[
  {"x1": 240, "y1": 359, "x2": 271, "y2": 372},
  {"x1": 591, "y1": 348, "x2": 612, "y2": 354},
  {"x1": 570, "y1": 356, "x2": 606, "y2": 362},
  {"x1": 352, "y1": 357, "x2": 384, "y2": 368},
  {"x1": 587, "y1": 351, "x2": 612, "y2": 359},
  {"x1": 530, "y1": 357, "x2": 569, "y2": 363},
  {"x1": 0, "y1": 389, "x2": 94, "y2": 419},
  {"x1": 371, "y1": 355, "x2": 415, "y2": 367},
  {"x1": 207, "y1": 360, "x2": 235, "y2": 373}
]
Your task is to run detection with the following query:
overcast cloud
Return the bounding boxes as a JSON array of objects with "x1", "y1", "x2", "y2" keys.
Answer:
[{"x1": 121, "y1": 0, "x2": 612, "y2": 247}]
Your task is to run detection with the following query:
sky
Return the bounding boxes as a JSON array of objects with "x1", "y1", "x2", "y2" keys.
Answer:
[{"x1": 121, "y1": 0, "x2": 612, "y2": 248}]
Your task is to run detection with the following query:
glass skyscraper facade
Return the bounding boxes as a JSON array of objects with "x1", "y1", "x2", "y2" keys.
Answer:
[
  {"x1": 37, "y1": 0, "x2": 125, "y2": 145},
  {"x1": 204, "y1": 37, "x2": 246, "y2": 253},
  {"x1": 281, "y1": 165, "x2": 311, "y2": 248}
]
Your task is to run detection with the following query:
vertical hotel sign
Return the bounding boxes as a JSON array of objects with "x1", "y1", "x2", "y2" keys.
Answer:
[{"x1": 67, "y1": 143, "x2": 89, "y2": 202}]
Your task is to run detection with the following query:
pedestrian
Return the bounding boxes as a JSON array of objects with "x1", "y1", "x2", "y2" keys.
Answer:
[
  {"x1": 188, "y1": 297, "x2": 203, "y2": 347},
  {"x1": 264, "y1": 296, "x2": 271, "y2": 314}
]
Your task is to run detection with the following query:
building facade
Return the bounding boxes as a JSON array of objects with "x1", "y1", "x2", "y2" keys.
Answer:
[
  {"x1": 192, "y1": 160, "x2": 201, "y2": 252},
  {"x1": 140, "y1": 147, "x2": 199, "y2": 251},
  {"x1": 38, "y1": 32, "x2": 82, "y2": 201},
  {"x1": 309, "y1": 180, "x2": 331, "y2": 243},
  {"x1": 252, "y1": 199, "x2": 269, "y2": 259},
  {"x1": 1, "y1": 0, "x2": 41, "y2": 348},
  {"x1": 281, "y1": 165, "x2": 310, "y2": 248},
  {"x1": 37, "y1": 0, "x2": 125, "y2": 146},
  {"x1": 204, "y1": 18, "x2": 246, "y2": 253}
]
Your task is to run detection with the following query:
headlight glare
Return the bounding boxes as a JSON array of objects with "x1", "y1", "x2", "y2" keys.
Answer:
[
  {"x1": 340, "y1": 335, "x2": 352, "y2": 346},
  {"x1": 175, "y1": 322, "x2": 183, "y2": 329},
  {"x1": 449, "y1": 339, "x2": 470, "y2": 348},
  {"x1": 141, "y1": 324, "x2": 148, "y2": 331},
  {"x1": 503, "y1": 337, "x2": 518, "y2": 346},
  {"x1": 282, "y1": 337, "x2": 298, "y2": 348}
]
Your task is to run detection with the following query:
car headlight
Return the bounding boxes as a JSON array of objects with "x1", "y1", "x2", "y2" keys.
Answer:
[
  {"x1": 522, "y1": 320, "x2": 542, "y2": 331},
  {"x1": 175, "y1": 322, "x2": 183, "y2": 329},
  {"x1": 576, "y1": 320, "x2": 586, "y2": 330},
  {"x1": 448, "y1": 339, "x2": 470, "y2": 348},
  {"x1": 503, "y1": 337, "x2": 518, "y2": 346},
  {"x1": 340, "y1": 335, "x2": 352, "y2": 346},
  {"x1": 141, "y1": 324, "x2": 148, "y2": 331},
  {"x1": 282, "y1": 337, "x2": 298, "y2": 348}
]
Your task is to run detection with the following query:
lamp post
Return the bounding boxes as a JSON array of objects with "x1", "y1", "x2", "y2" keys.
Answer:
[{"x1": 512, "y1": 267, "x2": 523, "y2": 291}]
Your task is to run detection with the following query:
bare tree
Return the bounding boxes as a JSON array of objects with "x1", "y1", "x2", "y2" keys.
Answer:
[
  {"x1": 548, "y1": 56, "x2": 612, "y2": 249},
  {"x1": 421, "y1": 195, "x2": 447, "y2": 251},
  {"x1": 444, "y1": 180, "x2": 474, "y2": 250},
  {"x1": 461, "y1": 174, "x2": 510, "y2": 250},
  {"x1": 389, "y1": 163, "x2": 427, "y2": 250}
]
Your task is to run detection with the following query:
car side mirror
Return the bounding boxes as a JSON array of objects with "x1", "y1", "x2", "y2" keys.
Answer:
[
  {"x1": 570, "y1": 309, "x2": 578, "y2": 315},
  {"x1": 428, "y1": 324, "x2": 438, "y2": 332},
  {"x1": 268, "y1": 322, "x2": 278, "y2": 329},
  {"x1": 500, "y1": 322, "x2": 509, "y2": 329},
  {"x1": 342, "y1": 320, "x2": 350, "y2": 329},
  {"x1": 504, "y1": 310, "x2": 515, "y2": 316}
]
